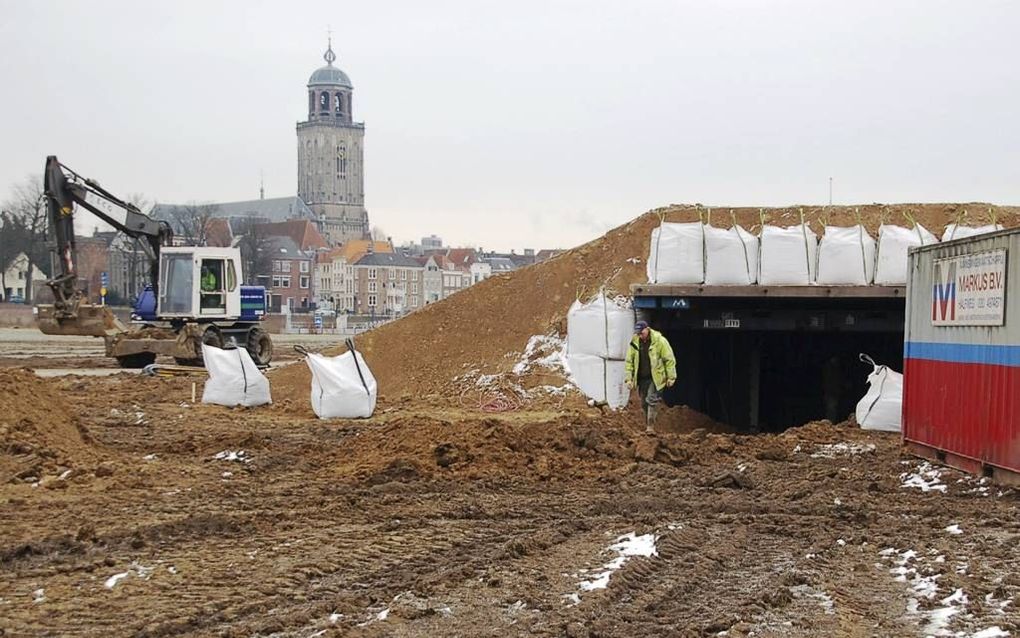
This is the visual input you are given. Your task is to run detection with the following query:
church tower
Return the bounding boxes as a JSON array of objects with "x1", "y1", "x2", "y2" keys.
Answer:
[{"x1": 297, "y1": 39, "x2": 370, "y2": 245}]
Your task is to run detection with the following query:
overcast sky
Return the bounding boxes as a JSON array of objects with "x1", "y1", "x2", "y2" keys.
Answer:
[{"x1": 2, "y1": 1, "x2": 1019, "y2": 251}]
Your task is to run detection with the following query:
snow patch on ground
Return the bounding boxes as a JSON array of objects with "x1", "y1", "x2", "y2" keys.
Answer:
[
  {"x1": 574, "y1": 532, "x2": 658, "y2": 594},
  {"x1": 213, "y1": 450, "x2": 250, "y2": 463},
  {"x1": 791, "y1": 585, "x2": 836, "y2": 615},
  {"x1": 512, "y1": 334, "x2": 568, "y2": 377},
  {"x1": 901, "y1": 462, "x2": 948, "y2": 492},
  {"x1": 923, "y1": 588, "x2": 967, "y2": 635},
  {"x1": 32, "y1": 588, "x2": 45, "y2": 603},
  {"x1": 973, "y1": 627, "x2": 1010, "y2": 637},
  {"x1": 945, "y1": 523, "x2": 963, "y2": 535},
  {"x1": 810, "y1": 442, "x2": 876, "y2": 458},
  {"x1": 880, "y1": 547, "x2": 979, "y2": 636},
  {"x1": 104, "y1": 562, "x2": 155, "y2": 589},
  {"x1": 455, "y1": 334, "x2": 576, "y2": 399},
  {"x1": 104, "y1": 572, "x2": 130, "y2": 589}
]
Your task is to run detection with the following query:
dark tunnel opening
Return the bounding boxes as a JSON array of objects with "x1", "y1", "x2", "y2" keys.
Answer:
[{"x1": 643, "y1": 294, "x2": 905, "y2": 432}]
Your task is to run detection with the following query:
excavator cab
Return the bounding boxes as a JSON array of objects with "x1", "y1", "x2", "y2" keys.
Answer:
[{"x1": 158, "y1": 247, "x2": 242, "y2": 319}]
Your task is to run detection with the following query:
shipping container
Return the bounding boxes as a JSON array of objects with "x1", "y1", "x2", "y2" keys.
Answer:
[{"x1": 903, "y1": 228, "x2": 1020, "y2": 485}]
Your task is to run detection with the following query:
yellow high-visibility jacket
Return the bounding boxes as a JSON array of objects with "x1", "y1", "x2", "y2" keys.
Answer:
[{"x1": 624, "y1": 328, "x2": 676, "y2": 391}]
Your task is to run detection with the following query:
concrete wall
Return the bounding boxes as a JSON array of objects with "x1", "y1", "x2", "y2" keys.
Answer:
[{"x1": 0, "y1": 305, "x2": 36, "y2": 328}]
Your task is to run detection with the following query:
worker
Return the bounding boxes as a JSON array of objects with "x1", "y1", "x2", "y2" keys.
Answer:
[
  {"x1": 200, "y1": 266, "x2": 217, "y2": 292},
  {"x1": 625, "y1": 320, "x2": 677, "y2": 434}
]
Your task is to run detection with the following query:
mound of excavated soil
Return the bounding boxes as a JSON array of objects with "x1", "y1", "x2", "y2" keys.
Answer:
[
  {"x1": 269, "y1": 203, "x2": 1020, "y2": 415},
  {"x1": 332, "y1": 414, "x2": 734, "y2": 482},
  {"x1": 0, "y1": 369, "x2": 93, "y2": 483}
]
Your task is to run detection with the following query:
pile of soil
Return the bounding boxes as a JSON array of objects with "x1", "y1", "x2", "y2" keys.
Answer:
[
  {"x1": 269, "y1": 203, "x2": 1020, "y2": 416},
  {"x1": 331, "y1": 413, "x2": 737, "y2": 482},
  {"x1": 0, "y1": 369, "x2": 93, "y2": 483}
]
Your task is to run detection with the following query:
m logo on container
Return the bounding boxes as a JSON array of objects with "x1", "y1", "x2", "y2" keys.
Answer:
[{"x1": 932, "y1": 260, "x2": 957, "y2": 322}]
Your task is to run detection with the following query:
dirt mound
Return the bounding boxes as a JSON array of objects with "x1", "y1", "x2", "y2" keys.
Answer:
[
  {"x1": 0, "y1": 369, "x2": 93, "y2": 483},
  {"x1": 333, "y1": 415, "x2": 640, "y2": 482},
  {"x1": 269, "y1": 203, "x2": 1020, "y2": 415},
  {"x1": 330, "y1": 406, "x2": 812, "y2": 483}
]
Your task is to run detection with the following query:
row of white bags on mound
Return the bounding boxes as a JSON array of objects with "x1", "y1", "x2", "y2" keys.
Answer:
[
  {"x1": 648, "y1": 221, "x2": 1003, "y2": 286},
  {"x1": 565, "y1": 292, "x2": 632, "y2": 409},
  {"x1": 647, "y1": 222, "x2": 759, "y2": 285},
  {"x1": 855, "y1": 354, "x2": 902, "y2": 432},
  {"x1": 201, "y1": 342, "x2": 377, "y2": 419}
]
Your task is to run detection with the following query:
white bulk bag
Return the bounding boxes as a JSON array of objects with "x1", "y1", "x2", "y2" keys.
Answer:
[
  {"x1": 704, "y1": 225, "x2": 759, "y2": 285},
  {"x1": 942, "y1": 223, "x2": 1004, "y2": 242},
  {"x1": 201, "y1": 344, "x2": 272, "y2": 407},
  {"x1": 306, "y1": 351, "x2": 377, "y2": 419},
  {"x1": 759, "y1": 224, "x2": 817, "y2": 285},
  {"x1": 566, "y1": 353, "x2": 629, "y2": 410},
  {"x1": 854, "y1": 354, "x2": 902, "y2": 432},
  {"x1": 874, "y1": 224, "x2": 938, "y2": 285},
  {"x1": 647, "y1": 222, "x2": 705, "y2": 284},
  {"x1": 816, "y1": 226, "x2": 876, "y2": 285},
  {"x1": 566, "y1": 293, "x2": 633, "y2": 360}
]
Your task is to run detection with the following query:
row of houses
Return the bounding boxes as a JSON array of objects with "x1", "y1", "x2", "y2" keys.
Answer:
[{"x1": 71, "y1": 216, "x2": 560, "y2": 317}]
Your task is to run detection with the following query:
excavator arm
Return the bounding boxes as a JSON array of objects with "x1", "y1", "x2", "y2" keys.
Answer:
[{"x1": 38, "y1": 156, "x2": 174, "y2": 336}]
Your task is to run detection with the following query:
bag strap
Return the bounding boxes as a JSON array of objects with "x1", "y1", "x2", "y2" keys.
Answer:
[
  {"x1": 857, "y1": 352, "x2": 884, "y2": 424},
  {"x1": 236, "y1": 348, "x2": 249, "y2": 397},
  {"x1": 346, "y1": 338, "x2": 370, "y2": 396},
  {"x1": 601, "y1": 290, "x2": 610, "y2": 358},
  {"x1": 799, "y1": 208, "x2": 812, "y2": 284},
  {"x1": 731, "y1": 210, "x2": 752, "y2": 284},
  {"x1": 651, "y1": 211, "x2": 666, "y2": 283},
  {"x1": 855, "y1": 208, "x2": 868, "y2": 282}
]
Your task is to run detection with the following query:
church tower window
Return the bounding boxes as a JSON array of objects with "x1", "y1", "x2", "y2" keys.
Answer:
[{"x1": 336, "y1": 144, "x2": 347, "y2": 178}]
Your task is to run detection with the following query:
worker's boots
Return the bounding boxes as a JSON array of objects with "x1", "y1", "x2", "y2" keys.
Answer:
[{"x1": 645, "y1": 403, "x2": 659, "y2": 434}]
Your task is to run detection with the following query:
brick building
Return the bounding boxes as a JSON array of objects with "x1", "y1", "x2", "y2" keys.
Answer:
[
  {"x1": 265, "y1": 236, "x2": 316, "y2": 312},
  {"x1": 352, "y1": 252, "x2": 424, "y2": 316}
]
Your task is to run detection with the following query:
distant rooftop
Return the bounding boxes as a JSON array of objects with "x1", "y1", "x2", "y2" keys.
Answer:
[
  {"x1": 354, "y1": 252, "x2": 423, "y2": 268},
  {"x1": 152, "y1": 196, "x2": 314, "y2": 226}
]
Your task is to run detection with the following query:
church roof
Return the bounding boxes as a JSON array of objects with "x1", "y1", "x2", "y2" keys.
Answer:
[
  {"x1": 308, "y1": 40, "x2": 352, "y2": 88},
  {"x1": 152, "y1": 196, "x2": 315, "y2": 226},
  {"x1": 309, "y1": 65, "x2": 352, "y2": 88}
]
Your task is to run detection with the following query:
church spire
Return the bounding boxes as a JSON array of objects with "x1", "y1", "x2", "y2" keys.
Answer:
[{"x1": 324, "y1": 31, "x2": 336, "y2": 66}]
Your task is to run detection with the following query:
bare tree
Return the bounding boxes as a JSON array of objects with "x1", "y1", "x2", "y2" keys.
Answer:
[
  {"x1": 168, "y1": 202, "x2": 220, "y2": 246},
  {"x1": 233, "y1": 214, "x2": 274, "y2": 285},
  {"x1": 371, "y1": 225, "x2": 388, "y2": 242},
  {"x1": 0, "y1": 211, "x2": 18, "y2": 298},
  {"x1": 2, "y1": 175, "x2": 48, "y2": 303}
]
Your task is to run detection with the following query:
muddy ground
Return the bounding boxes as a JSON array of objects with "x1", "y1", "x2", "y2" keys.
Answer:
[
  {"x1": 1, "y1": 368, "x2": 1018, "y2": 637},
  {"x1": 0, "y1": 329, "x2": 339, "y2": 370}
]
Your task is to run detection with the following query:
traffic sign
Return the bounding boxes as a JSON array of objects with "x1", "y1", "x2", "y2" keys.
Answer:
[{"x1": 100, "y1": 271, "x2": 109, "y2": 286}]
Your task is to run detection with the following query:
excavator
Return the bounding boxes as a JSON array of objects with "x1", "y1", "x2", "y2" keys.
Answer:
[{"x1": 35, "y1": 156, "x2": 274, "y2": 368}]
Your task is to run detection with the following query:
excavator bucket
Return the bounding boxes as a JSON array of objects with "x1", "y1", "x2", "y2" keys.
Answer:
[{"x1": 36, "y1": 303, "x2": 127, "y2": 337}]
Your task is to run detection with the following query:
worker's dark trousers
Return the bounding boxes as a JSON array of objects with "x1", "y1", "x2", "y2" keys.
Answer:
[{"x1": 637, "y1": 378, "x2": 661, "y2": 429}]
